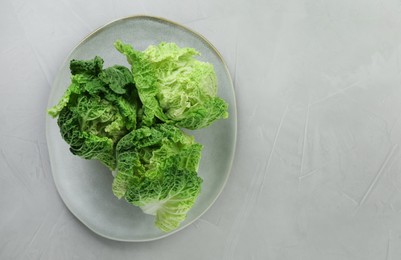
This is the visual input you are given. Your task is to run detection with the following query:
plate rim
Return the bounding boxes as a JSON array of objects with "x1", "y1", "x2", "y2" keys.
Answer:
[{"x1": 46, "y1": 14, "x2": 237, "y2": 242}]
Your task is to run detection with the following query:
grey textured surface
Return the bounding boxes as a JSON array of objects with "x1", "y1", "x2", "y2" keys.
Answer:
[{"x1": 2, "y1": 0, "x2": 401, "y2": 259}]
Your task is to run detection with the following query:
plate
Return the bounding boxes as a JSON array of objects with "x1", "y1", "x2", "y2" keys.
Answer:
[{"x1": 46, "y1": 15, "x2": 237, "y2": 241}]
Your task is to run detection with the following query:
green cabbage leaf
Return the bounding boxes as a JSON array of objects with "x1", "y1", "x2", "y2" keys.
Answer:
[
  {"x1": 115, "y1": 40, "x2": 228, "y2": 129},
  {"x1": 48, "y1": 56, "x2": 140, "y2": 170},
  {"x1": 112, "y1": 124, "x2": 203, "y2": 232}
]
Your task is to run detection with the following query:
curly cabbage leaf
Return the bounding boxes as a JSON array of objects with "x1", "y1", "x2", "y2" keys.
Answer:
[
  {"x1": 112, "y1": 124, "x2": 203, "y2": 231},
  {"x1": 48, "y1": 56, "x2": 140, "y2": 170},
  {"x1": 126, "y1": 167, "x2": 202, "y2": 232},
  {"x1": 112, "y1": 124, "x2": 202, "y2": 197},
  {"x1": 115, "y1": 40, "x2": 228, "y2": 129}
]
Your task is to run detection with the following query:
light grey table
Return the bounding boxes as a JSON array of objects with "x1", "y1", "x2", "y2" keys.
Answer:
[{"x1": 3, "y1": 0, "x2": 401, "y2": 259}]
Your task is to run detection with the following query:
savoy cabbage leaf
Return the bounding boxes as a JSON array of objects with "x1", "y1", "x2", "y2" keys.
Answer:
[
  {"x1": 112, "y1": 124, "x2": 203, "y2": 231},
  {"x1": 115, "y1": 40, "x2": 228, "y2": 129},
  {"x1": 48, "y1": 56, "x2": 140, "y2": 170}
]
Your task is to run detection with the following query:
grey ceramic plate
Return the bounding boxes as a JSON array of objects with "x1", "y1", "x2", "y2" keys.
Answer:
[{"x1": 46, "y1": 15, "x2": 237, "y2": 242}]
